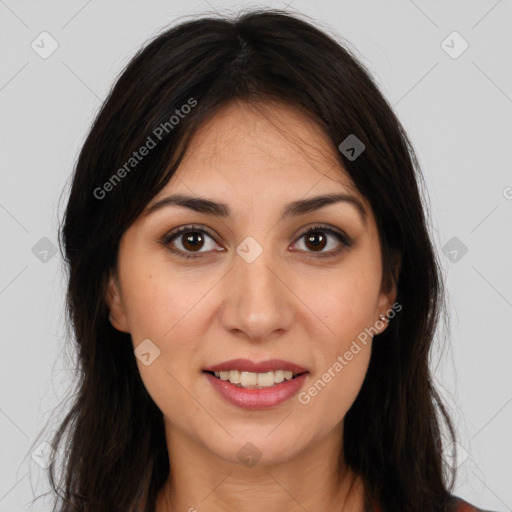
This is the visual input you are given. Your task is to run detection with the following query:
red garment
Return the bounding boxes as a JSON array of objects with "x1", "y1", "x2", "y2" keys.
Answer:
[{"x1": 452, "y1": 496, "x2": 498, "y2": 512}]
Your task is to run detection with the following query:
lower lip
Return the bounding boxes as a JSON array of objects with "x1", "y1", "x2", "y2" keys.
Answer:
[{"x1": 203, "y1": 372, "x2": 308, "y2": 410}]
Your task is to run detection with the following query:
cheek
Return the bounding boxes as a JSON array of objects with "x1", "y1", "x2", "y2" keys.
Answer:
[
  {"x1": 290, "y1": 259, "x2": 378, "y2": 420},
  {"x1": 121, "y1": 266, "x2": 211, "y2": 424},
  {"x1": 297, "y1": 335, "x2": 372, "y2": 432},
  {"x1": 294, "y1": 256, "x2": 382, "y2": 345},
  {"x1": 119, "y1": 257, "x2": 219, "y2": 402},
  {"x1": 120, "y1": 255, "x2": 221, "y2": 342}
]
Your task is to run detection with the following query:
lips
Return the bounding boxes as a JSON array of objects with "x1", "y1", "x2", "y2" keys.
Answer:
[
  {"x1": 202, "y1": 358, "x2": 310, "y2": 409},
  {"x1": 203, "y1": 370, "x2": 309, "y2": 409},
  {"x1": 202, "y1": 358, "x2": 308, "y2": 374}
]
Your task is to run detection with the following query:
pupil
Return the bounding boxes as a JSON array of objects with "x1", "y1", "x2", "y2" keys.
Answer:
[
  {"x1": 183, "y1": 232, "x2": 203, "y2": 251},
  {"x1": 306, "y1": 232, "x2": 326, "y2": 251}
]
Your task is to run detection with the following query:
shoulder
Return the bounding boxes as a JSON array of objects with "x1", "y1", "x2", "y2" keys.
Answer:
[{"x1": 451, "y1": 495, "x2": 501, "y2": 512}]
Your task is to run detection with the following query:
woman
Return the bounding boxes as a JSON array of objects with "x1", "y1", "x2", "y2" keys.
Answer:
[{"x1": 39, "y1": 8, "x2": 498, "y2": 512}]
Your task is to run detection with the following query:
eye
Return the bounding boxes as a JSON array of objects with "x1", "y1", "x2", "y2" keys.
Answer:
[
  {"x1": 160, "y1": 224, "x2": 223, "y2": 260},
  {"x1": 291, "y1": 224, "x2": 352, "y2": 258},
  {"x1": 160, "y1": 223, "x2": 352, "y2": 260}
]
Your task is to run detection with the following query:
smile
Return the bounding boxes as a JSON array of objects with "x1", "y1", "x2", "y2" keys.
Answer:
[{"x1": 205, "y1": 369, "x2": 305, "y2": 388}]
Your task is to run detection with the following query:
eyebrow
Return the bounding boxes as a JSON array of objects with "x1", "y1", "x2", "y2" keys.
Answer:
[{"x1": 144, "y1": 192, "x2": 367, "y2": 226}]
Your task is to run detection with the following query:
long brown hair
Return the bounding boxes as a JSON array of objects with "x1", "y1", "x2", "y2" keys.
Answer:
[{"x1": 32, "y1": 8, "x2": 457, "y2": 512}]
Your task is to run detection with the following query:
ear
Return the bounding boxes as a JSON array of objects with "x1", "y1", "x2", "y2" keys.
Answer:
[
  {"x1": 375, "y1": 252, "x2": 401, "y2": 334},
  {"x1": 105, "y1": 272, "x2": 130, "y2": 333}
]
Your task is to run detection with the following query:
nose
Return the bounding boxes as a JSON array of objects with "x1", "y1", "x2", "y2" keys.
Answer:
[{"x1": 219, "y1": 246, "x2": 294, "y2": 342}]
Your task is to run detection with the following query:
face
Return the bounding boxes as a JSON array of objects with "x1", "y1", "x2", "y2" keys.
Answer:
[{"x1": 106, "y1": 100, "x2": 396, "y2": 468}]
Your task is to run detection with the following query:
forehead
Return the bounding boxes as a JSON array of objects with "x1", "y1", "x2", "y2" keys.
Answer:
[{"x1": 161, "y1": 100, "x2": 362, "y2": 202}]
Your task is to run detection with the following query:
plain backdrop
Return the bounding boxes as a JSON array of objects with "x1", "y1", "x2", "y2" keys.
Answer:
[{"x1": 0, "y1": 1, "x2": 511, "y2": 511}]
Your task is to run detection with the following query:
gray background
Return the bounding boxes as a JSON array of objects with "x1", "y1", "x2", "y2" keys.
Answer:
[{"x1": 1, "y1": 0, "x2": 511, "y2": 511}]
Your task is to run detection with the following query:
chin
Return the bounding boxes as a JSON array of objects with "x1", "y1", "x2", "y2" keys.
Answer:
[{"x1": 200, "y1": 426, "x2": 310, "y2": 468}]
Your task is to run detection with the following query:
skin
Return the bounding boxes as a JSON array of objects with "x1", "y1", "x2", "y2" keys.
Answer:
[{"x1": 106, "y1": 100, "x2": 398, "y2": 512}]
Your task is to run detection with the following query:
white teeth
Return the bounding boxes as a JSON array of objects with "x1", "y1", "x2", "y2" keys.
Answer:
[
  {"x1": 256, "y1": 371, "x2": 275, "y2": 387},
  {"x1": 228, "y1": 370, "x2": 241, "y2": 384},
  {"x1": 211, "y1": 369, "x2": 300, "y2": 388},
  {"x1": 274, "y1": 370, "x2": 285, "y2": 383},
  {"x1": 240, "y1": 371, "x2": 258, "y2": 386}
]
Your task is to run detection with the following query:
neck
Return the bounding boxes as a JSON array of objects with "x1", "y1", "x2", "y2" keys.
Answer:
[{"x1": 155, "y1": 421, "x2": 366, "y2": 512}]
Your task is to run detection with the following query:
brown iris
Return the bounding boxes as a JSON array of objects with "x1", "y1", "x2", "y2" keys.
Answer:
[
  {"x1": 181, "y1": 231, "x2": 205, "y2": 252},
  {"x1": 304, "y1": 231, "x2": 327, "y2": 252}
]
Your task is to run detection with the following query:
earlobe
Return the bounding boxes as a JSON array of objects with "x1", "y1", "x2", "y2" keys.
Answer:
[{"x1": 105, "y1": 273, "x2": 130, "y2": 333}]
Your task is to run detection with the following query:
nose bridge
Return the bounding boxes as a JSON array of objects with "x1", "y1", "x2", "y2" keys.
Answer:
[
  {"x1": 239, "y1": 247, "x2": 278, "y2": 301},
  {"x1": 220, "y1": 236, "x2": 293, "y2": 340}
]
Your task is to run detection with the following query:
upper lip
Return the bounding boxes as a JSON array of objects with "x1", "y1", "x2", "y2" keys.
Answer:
[{"x1": 203, "y1": 358, "x2": 308, "y2": 374}]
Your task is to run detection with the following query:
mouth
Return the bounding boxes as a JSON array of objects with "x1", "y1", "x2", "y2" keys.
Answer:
[
  {"x1": 202, "y1": 358, "x2": 309, "y2": 390},
  {"x1": 202, "y1": 365, "x2": 310, "y2": 409},
  {"x1": 202, "y1": 369, "x2": 308, "y2": 389}
]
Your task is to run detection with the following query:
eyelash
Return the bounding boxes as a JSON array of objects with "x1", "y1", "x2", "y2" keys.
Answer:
[{"x1": 160, "y1": 223, "x2": 352, "y2": 260}]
